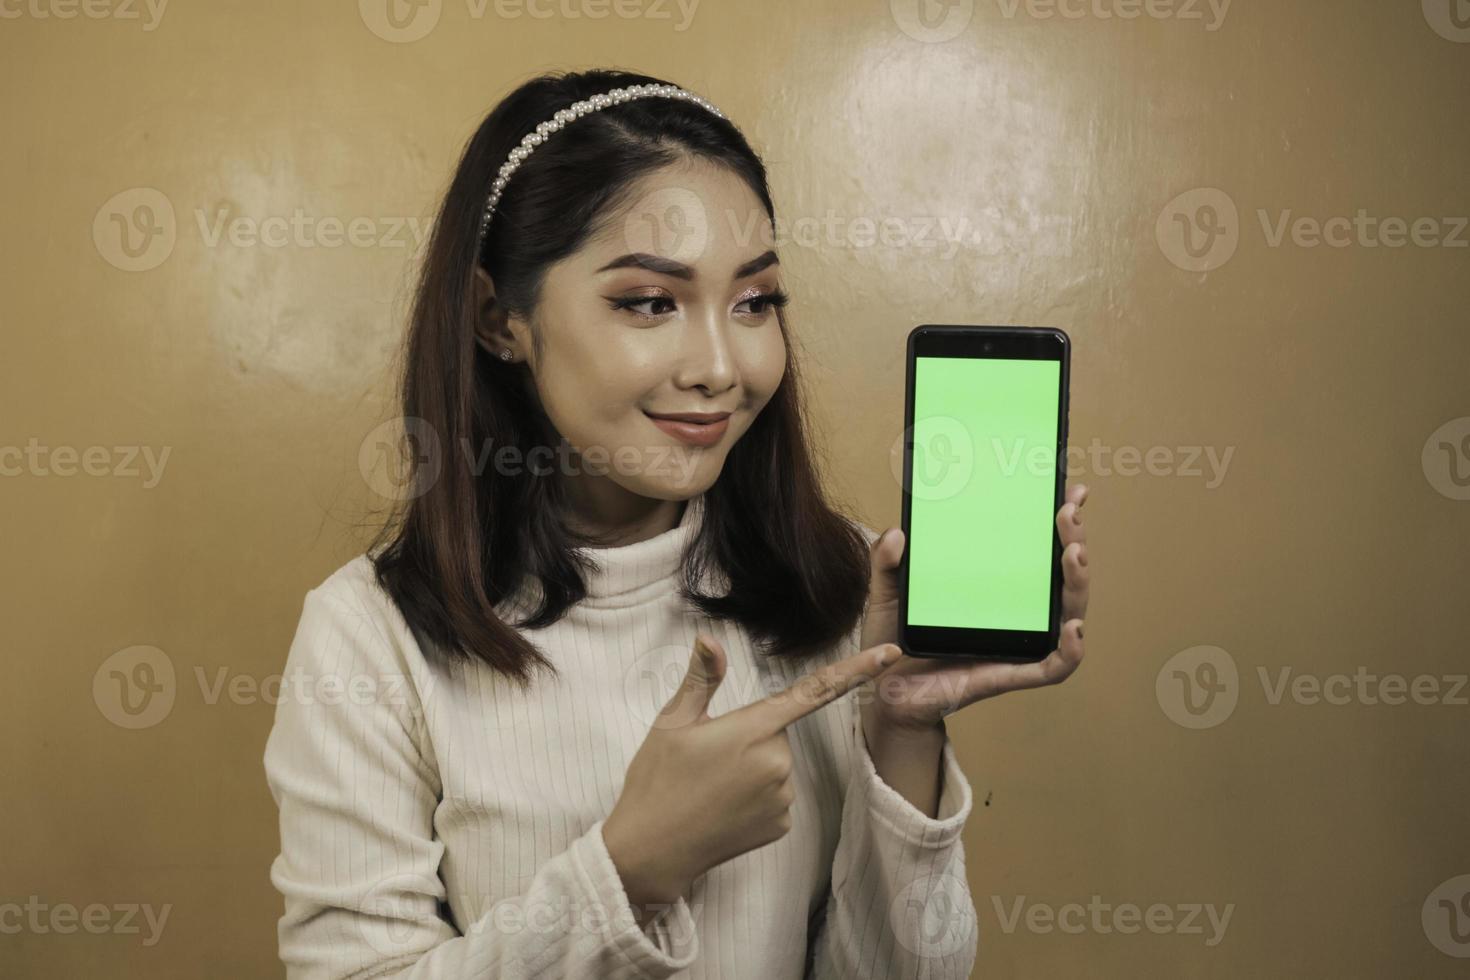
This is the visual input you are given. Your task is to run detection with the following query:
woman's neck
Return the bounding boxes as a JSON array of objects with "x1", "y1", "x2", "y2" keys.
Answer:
[{"x1": 559, "y1": 477, "x2": 688, "y2": 547}]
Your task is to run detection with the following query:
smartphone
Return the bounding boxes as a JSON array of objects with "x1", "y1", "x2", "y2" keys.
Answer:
[{"x1": 897, "y1": 325, "x2": 1071, "y2": 661}]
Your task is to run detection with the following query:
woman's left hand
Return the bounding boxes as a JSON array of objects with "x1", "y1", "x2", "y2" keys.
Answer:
[{"x1": 859, "y1": 483, "x2": 1091, "y2": 734}]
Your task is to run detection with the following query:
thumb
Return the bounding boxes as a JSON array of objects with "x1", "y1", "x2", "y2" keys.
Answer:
[
  {"x1": 860, "y1": 528, "x2": 905, "y2": 652},
  {"x1": 657, "y1": 633, "x2": 727, "y2": 729},
  {"x1": 867, "y1": 528, "x2": 905, "y2": 610}
]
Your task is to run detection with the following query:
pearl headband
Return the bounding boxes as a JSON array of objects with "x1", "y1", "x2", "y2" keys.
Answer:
[{"x1": 476, "y1": 83, "x2": 727, "y2": 249}]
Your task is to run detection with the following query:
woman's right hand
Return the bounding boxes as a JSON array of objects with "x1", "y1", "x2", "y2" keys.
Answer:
[{"x1": 602, "y1": 632, "x2": 902, "y2": 921}]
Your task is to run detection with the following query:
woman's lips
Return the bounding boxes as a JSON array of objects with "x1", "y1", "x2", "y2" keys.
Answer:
[{"x1": 644, "y1": 412, "x2": 731, "y2": 448}]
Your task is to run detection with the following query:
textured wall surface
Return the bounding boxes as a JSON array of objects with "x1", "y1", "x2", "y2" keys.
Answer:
[{"x1": 3, "y1": 1, "x2": 1468, "y2": 976}]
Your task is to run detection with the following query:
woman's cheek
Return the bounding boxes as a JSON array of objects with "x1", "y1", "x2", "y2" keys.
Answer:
[{"x1": 750, "y1": 332, "x2": 788, "y2": 402}]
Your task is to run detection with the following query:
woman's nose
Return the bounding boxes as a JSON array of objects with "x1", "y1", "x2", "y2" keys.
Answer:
[{"x1": 674, "y1": 308, "x2": 738, "y2": 395}]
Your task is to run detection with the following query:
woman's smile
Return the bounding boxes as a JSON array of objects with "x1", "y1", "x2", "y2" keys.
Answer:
[{"x1": 643, "y1": 409, "x2": 732, "y2": 447}]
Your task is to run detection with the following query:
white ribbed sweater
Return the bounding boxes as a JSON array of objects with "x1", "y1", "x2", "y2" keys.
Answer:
[{"x1": 263, "y1": 493, "x2": 978, "y2": 979}]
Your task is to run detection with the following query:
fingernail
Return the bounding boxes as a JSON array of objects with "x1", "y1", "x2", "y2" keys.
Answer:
[
  {"x1": 1077, "y1": 622, "x2": 1085, "y2": 639},
  {"x1": 878, "y1": 644, "x2": 901, "y2": 666},
  {"x1": 1078, "y1": 547, "x2": 1088, "y2": 567},
  {"x1": 1072, "y1": 508, "x2": 1082, "y2": 526}
]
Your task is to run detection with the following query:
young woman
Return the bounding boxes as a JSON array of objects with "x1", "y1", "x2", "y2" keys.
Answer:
[{"x1": 263, "y1": 68, "x2": 1092, "y2": 979}]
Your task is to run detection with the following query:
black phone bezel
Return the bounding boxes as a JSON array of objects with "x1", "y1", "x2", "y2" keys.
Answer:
[{"x1": 897, "y1": 324, "x2": 1072, "y2": 662}]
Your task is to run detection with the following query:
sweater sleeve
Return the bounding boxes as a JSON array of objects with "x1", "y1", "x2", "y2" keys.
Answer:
[
  {"x1": 805, "y1": 518, "x2": 979, "y2": 977},
  {"x1": 262, "y1": 586, "x2": 700, "y2": 980},
  {"x1": 805, "y1": 696, "x2": 979, "y2": 978}
]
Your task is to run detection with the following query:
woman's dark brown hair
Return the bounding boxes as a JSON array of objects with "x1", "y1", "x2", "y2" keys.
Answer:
[{"x1": 370, "y1": 68, "x2": 872, "y2": 687}]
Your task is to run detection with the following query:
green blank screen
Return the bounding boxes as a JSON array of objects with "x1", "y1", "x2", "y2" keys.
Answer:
[{"x1": 909, "y1": 356, "x2": 1060, "y2": 631}]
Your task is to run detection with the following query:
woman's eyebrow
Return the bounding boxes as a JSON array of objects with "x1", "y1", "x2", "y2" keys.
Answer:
[{"x1": 595, "y1": 250, "x2": 779, "y2": 282}]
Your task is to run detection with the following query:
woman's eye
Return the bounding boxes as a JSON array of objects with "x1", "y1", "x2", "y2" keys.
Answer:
[
  {"x1": 607, "y1": 288, "x2": 789, "y2": 321},
  {"x1": 737, "y1": 289, "x2": 790, "y2": 318},
  {"x1": 608, "y1": 295, "x2": 676, "y2": 319}
]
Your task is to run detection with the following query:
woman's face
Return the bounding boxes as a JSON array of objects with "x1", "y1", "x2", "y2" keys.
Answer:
[{"x1": 489, "y1": 159, "x2": 788, "y2": 510}]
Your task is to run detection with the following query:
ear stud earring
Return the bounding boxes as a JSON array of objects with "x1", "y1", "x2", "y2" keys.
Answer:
[{"x1": 499, "y1": 349, "x2": 513, "y2": 362}]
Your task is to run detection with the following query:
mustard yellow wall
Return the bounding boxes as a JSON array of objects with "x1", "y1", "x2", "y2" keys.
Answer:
[{"x1": 3, "y1": 1, "x2": 1468, "y2": 976}]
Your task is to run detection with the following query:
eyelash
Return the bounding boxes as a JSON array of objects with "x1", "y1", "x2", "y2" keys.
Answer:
[{"x1": 606, "y1": 288, "x2": 790, "y2": 321}]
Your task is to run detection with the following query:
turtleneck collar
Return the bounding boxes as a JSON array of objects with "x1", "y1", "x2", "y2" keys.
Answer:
[
  {"x1": 492, "y1": 494, "x2": 710, "y2": 619},
  {"x1": 572, "y1": 492, "x2": 706, "y2": 603}
]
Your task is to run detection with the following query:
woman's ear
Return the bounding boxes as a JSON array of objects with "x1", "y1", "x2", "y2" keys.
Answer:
[{"x1": 472, "y1": 267, "x2": 517, "y2": 360}]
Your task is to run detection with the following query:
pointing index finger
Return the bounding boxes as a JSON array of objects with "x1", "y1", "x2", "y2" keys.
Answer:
[{"x1": 739, "y1": 644, "x2": 900, "y2": 735}]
